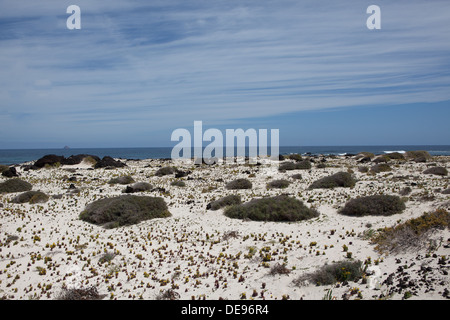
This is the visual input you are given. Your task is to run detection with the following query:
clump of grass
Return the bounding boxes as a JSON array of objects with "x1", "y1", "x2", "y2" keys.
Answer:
[
  {"x1": 423, "y1": 166, "x2": 448, "y2": 176},
  {"x1": 371, "y1": 209, "x2": 450, "y2": 253},
  {"x1": 154, "y1": 166, "x2": 176, "y2": 176},
  {"x1": 0, "y1": 179, "x2": 32, "y2": 193},
  {"x1": 207, "y1": 194, "x2": 241, "y2": 210},
  {"x1": 79, "y1": 195, "x2": 171, "y2": 227},
  {"x1": 108, "y1": 176, "x2": 135, "y2": 185},
  {"x1": 291, "y1": 174, "x2": 302, "y2": 180},
  {"x1": 99, "y1": 251, "x2": 116, "y2": 264},
  {"x1": 11, "y1": 191, "x2": 49, "y2": 204},
  {"x1": 267, "y1": 179, "x2": 290, "y2": 189},
  {"x1": 269, "y1": 263, "x2": 291, "y2": 276},
  {"x1": 309, "y1": 172, "x2": 356, "y2": 189},
  {"x1": 156, "y1": 289, "x2": 180, "y2": 300},
  {"x1": 339, "y1": 195, "x2": 406, "y2": 217},
  {"x1": 294, "y1": 260, "x2": 363, "y2": 286},
  {"x1": 224, "y1": 195, "x2": 319, "y2": 222},
  {"x1": 225, "y1": 178, "x2": 252, "y2": 190}
]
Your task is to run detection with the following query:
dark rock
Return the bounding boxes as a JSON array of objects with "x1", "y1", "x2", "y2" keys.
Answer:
[
  {"x1": 34, "y1": 154, "x2": 65, "y2": 168},
  {"x1": 94, "y1": 156, "x2": 126, "y2": 169}
]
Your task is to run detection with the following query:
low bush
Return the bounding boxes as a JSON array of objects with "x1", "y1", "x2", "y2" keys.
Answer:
[
  {"x1": 57, "y1": 286, "x2": 105, "y2": 300},
  {"x1": 154, "y1": 166, "x2": 176, "y2": 176},
  {"x1": 108, "y1": 176, "x2": 135, "y2": 185},
  {"x1": 370, "y1": 163, "x2": 391, "y2": 173},
  {"x1": 225, "y1": 178, "x2": 252, "y2": 190},
  {"x1": 339, "y1": 195, "x2": 406, "y2": 217},
  {"x1": 170, "y1": 180, "x2": 186, "y2": 187},
  {"x1": 291, "y1": 174, "x2": 302, "y2": 180},
  {"x1": 404, "y1": 150, "x2": 432, "y2": 162},
  {"x1": 373, "y1": 155, "x2": 390, "y2": 163},
  {"x1": 11, "y1": 191, "x2": 49, "y2": 204},
  {"x1": 80, "y1": 195, "x2": 171, "y2": 227},
  {"x1": 309, "y1": 172, "x2": 356, "y2": 189},
  {"x1": 267, "y1": 179, "x2": 290, "y2": 189},
  {"x1": 371, "y1": 209, "x2": 450, "y2": 253},
  {"x1": 0, "y1": 179, "x2": 32, "y2": 193},
  {"x1": 294, "y1": 260, "x2": 363, "y2": 286},
  {"x1": 386, "y1": 152, "x2": 405, "y2": 160},
  {"x1": 123, "y1": 182, "x2": 153, "y2": 193},
  {"x1": 442, "y1": 188, "x2": 450, "y2": 195},
  {"x1": 398, "y1": 187, "x2": 412, "y2": 196},
  {"x1": 224, "y1": 195, "x2": 319, "y2": 222},
  {"x1": 207, "y1": 194, "x2": 241, "y2": 210},
  {"x1": 423, "y1": 166, "x2": 448, "y2": 176}
]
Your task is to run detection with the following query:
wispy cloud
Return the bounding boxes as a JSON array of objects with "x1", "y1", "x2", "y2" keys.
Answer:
[{"x1": 1, "y1": 0, "x2": 449, "y2": 147}]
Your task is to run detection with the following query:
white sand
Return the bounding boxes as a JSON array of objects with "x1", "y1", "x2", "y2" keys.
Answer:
[{"x1": 0, "y1": 155, "x2": 449, "y2": 300}]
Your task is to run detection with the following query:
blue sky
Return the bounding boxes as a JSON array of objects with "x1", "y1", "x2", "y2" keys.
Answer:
[{"x1": 0, "y1": 0, "x2": 449, "y2": 148}]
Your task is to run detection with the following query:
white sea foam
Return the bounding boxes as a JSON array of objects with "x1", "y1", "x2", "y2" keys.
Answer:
[{"x1": 384, "y1": 150, "x2": 406, "y2": 154}]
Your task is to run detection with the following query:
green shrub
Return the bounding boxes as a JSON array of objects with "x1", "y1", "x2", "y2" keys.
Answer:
[
  {"x1": 267, "y1": 179, "x2": 290, "y2": 189},
  {"x1": 154, "y1": 166, "x2": 176, "y2": 176},
  {"x1": 373, "y1": 155, "x2": 390, "y2": 163},
  {"x1": 355, "y1": 152, "x2": 374, "y2": 159},
  {"x1": 370, "y1": 163, "x2": 391, "y2": 173},
  {"x1": 399, "y1": 187, "x2": 412, "y2": 196},
  {"x1": 108, "y1": 176, "x2": 135, "y2": 185},
  {"x1": 291, "y1": 174, "x2": 302, "y2": 180},
  {"x1": 123, "y1": 182, "x2": 152, "y2": 193},
  {"x1": 278, "y1": 160, "x2": 311, "y2": 171},
  {"x1": 386, "y1": 152, "x2": 405, "y2": 160},
  {"x1": 224, "y1": 195, "x2": 319, "y2": 222},
  {"x1": 11, "y1": 191, "x2": 49, "y2": 204},
  {"x1": 423, "y1": 166, "x2": 448, "y2": 176},
  {"x1": 294, "y1": 260, "x2": 363, "y2": 286},
  {"x1": 372, "y1": 209, "x2": 450, "y2": 253},
  {"x1": 80, "y1": 195, "x2": 171, "y2": 227},
  {"x1": 339, "y1": 195, "x2": 406, "y2": 217},
  {"x1": 225, "y1": 178, "x2": 252, "y2": 190},
  {"x1": 170, "y1": 180, "x2": 186, "y2": 187},
  {"x1": 57, "y1": 286, "x2": 105, "y2": 300},
  {"x1": 0, "y1": 179, "x2": 32, "y2": 193},
  {"x1": 287, "y1": 154, "x2": 303, "y2": 161},
  {"x1": 309, "y1": 172, "x2": 356, "y2": 189},
  {"x1": 404, "y1": 150, "x2": 432, "y2": 162},
  {"x1": 207, "y1": 194, "x2": 242, "y2": 210}
]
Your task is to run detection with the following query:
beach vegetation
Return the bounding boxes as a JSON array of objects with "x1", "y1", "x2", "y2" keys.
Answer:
[
  {"x1": 108, "y1": 176, "x2": 135, "y2": 185},
  {"x1": 11, "y1": 191, "x2": 49, "y2": 204},
  {"x1": 404, "y1": 150, "x2": 432, "y2": 162},
  {"x1": 370, "y1": 163, "x2": 391, "y2": 173},
  {"x1": 371, "y1": 209, "x2": 450, "y2": 253},
  {"x1": 0, "y1": 179, "x2": 32, "y2": 193},
  {"x1": 339, "y1": 195, "x2": 406, "y2": 217},
  {"x1": 170, "y1": 180, "x2": 186, "y2": 187},
  {"x1": 224, "y1": 195, "x2": 319, "y2": 222},
  {"x1": 423, "y1": 166, "x2": 448, "y2": 176},
  {"x1": 207, "y1": 194, "x2": 241, "y2": 210},
  {"x1": 291, "y1": 174, "x2": 302, "y2": 180},
  {"x1": 225, "y1": 178, "x2": 252, "y2": 190},
  {"x1": 79, "y1": 195, "x2": 171, "y2": 227},
  {"x1": 309, "y1": 172, "x2": 356, "y2": 189},
  {"x1": 267, "y1": 179, "x2": 290, "y2": 189},
  {"x1": 154, "y1": 166, "x2": 176, "y2": 176},
  {"x1": 123, "y1": 182, "x2": 153, "y2": 193},
  {"x1": 294, "y1": 260, "x2": 364, "y2": 286}
]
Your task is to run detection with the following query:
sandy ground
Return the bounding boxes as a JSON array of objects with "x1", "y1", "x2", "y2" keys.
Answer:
[{"x1": 0, "y1": 155, "x2": 449, "y2": 300}]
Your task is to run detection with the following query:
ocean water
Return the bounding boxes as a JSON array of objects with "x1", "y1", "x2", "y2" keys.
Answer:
[{"x1": 1, "y1": 145, "x2": 450, "y2": 165}]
